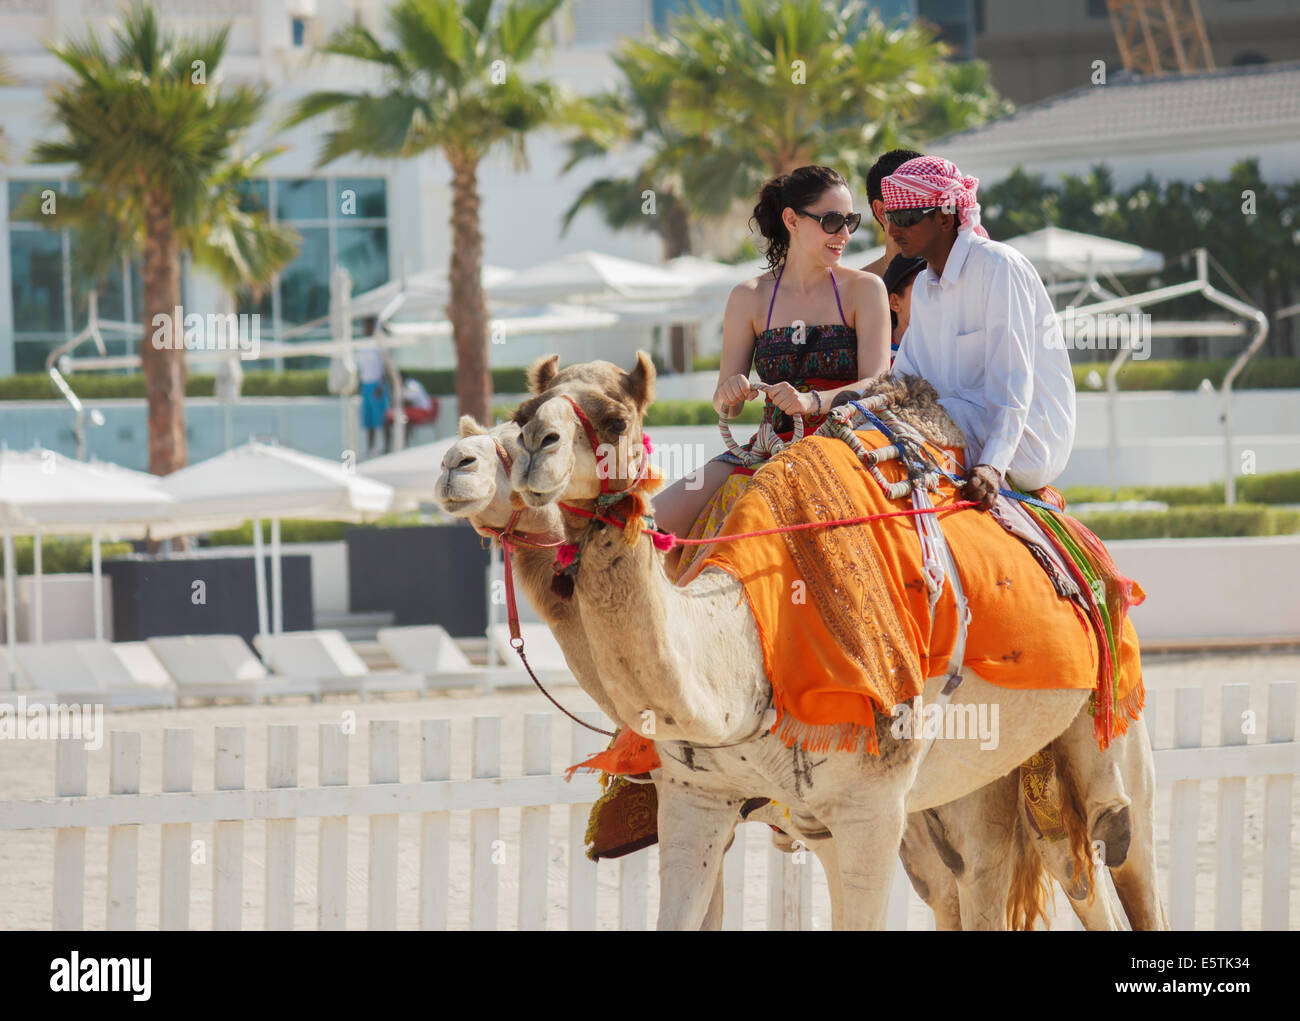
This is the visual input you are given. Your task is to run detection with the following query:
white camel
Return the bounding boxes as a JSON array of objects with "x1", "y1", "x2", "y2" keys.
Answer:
[{"x1": 505, "y1": 350, "x2": 1166, "y2": 930}]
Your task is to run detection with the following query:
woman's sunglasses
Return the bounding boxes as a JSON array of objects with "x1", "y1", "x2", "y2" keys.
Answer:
[
  {"x1": 795, "y1": 208, "x2": 862, "y2": 235},
  {"x1": 884, "y1": 207, "x2": 940, "y2": 228}
]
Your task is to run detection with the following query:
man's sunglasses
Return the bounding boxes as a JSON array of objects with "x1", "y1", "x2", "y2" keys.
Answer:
[
  {"x1": 795, "y1": 208, "x2": 862, "y2": 235},
  {"x1": 884, "y1": 206, "x2": 940, "y2": 228}
]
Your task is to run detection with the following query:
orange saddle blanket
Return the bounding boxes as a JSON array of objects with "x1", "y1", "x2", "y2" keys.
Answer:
[{"x1": 692, "y1": 430, "x2": 1145, "y2": 757}]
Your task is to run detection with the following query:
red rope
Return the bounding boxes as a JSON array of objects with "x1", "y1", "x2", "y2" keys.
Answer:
[{"x1": 558, "y1": 497, "x2": 979, "y2": 547}]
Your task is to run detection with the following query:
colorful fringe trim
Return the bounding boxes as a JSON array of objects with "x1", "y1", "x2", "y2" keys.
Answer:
[{"x1": 1014, "y1": 487, "x2": 1147, "y2": 749}]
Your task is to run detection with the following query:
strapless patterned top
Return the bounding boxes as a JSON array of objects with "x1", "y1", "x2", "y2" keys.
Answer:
[{"x1": 712, "y1": 265, "x2": 859, "y2": 466}]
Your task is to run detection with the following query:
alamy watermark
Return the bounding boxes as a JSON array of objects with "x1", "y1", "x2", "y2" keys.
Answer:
[
  {"x1": 890, "y1": 695, "x2": 999, "y2": 750},
  {"x1": 151, "y1": 306, "x2": 261, "y2": 360},
  {"x1": 1051, "y1": 306, "x2": 1152, "y2": 360},
  {"x1": 0, "y1": 697, "x2": 104, "y2": 750}
]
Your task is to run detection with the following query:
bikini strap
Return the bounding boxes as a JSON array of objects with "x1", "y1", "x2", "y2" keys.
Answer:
[
  {"x1": 830, "y1": 269, "x2": 848, "y2": 327},
  {"x1": 765, "y1": 264, "x2": 784, "y2": 331}
]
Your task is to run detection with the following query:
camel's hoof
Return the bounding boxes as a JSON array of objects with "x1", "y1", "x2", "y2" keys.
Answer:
[{"x1": 1093, "y1": 806, "x2": 1131, "y2": 867}]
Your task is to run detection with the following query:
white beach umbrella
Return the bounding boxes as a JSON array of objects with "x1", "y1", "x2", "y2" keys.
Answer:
[
  {"x1": 1004, "y1": 226, "x2": 1164, "y2": 278},
  {"x1": 488, "y1": 250, "x2": 694, "y2": 304},
  {"x1": 347, "y1": 264, "x2": 518, "y2": 319},
  {"x1": 357, "y1": 436, "x2": 464, "y2": 506},
  {"x1": 161, "y1": 441, "x2": 395, "y2": 637},
  {"x1": 0, "y1": 447, "x2": 177, "y2": 671}
]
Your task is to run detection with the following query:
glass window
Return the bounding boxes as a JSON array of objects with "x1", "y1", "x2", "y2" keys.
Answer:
[
  {"x1": 238, "y1": 178, "x2": 270, "y2": 214},
  {"x1": 10, "y1": 231, "x2": 66, "y2": 334},
  {"x1": 14, "y1": 339, "x2": 63, "y2": 375},
  {"x1": 1087, "y1": 0, "x2": 1109, "y2": 17},
  {"x1": 334, "y1": 178, "x2": 387, "y2": 219},
  {"x1": 336, "y1": 226, "x2": 389, "y2": 295},
  {"x1": 275, "y1": 178, "x2": 328, "y2": 221},
  {"x1": 278, "y1": 226, "x2": 331, "y2": 324},
  {"x1": 7, "y1": 180, "x2": 61, "y2": 223}
]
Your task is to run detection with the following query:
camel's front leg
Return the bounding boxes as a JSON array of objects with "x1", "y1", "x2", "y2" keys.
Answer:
[
  {"x1": 656, "y1": 782, "x2": 739, "y2": 930},
  {"x1": 828, "y1": 801, "x2": 908, "y2": 930}
]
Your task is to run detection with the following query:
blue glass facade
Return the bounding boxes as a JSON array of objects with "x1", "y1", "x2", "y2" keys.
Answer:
[{"x1": 5, "y1": 176, "x2": 390, "y2": 375}]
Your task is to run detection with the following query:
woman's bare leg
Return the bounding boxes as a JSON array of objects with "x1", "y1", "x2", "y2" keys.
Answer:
[{"x1": 653, "y1": 458, "x2": 739, "y2": 577}]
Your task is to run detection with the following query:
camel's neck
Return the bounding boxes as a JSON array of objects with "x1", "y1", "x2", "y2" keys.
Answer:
[{"x1": 565, "y1": 509, "x2": 769, "y2": 746}]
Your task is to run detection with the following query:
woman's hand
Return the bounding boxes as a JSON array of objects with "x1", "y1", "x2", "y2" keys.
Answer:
[
  {"x1": 714, "y1": 373, "x2": 760, "y2": 418},
  {"x1": 763, "y1": 380, "x2": 817, "y2": 418}
]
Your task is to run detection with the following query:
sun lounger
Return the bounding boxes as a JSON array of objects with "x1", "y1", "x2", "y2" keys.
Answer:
[
  {"x1": 71, "y1": 640, "x2": 177, "y2": 710},
  {"x1": 377, "y1": 624, "x2": 534, "y2": 693},
  {"x1": 12, "y1": 642, "x2": 104, "y2": 704},
  {"x1": 486, "y1": 622, "x2": 575, "y2": 686},
  {"x1": 146, "y1": 634, "x2": 320, "y2": 704},
  {"x1": 253, "y1": 629, "x2": 424, "y2": 700}
]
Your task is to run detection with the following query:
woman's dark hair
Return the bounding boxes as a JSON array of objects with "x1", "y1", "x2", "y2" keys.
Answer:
[{"x1": 751, "y1": 165, "x2": 849, "y2": 271}]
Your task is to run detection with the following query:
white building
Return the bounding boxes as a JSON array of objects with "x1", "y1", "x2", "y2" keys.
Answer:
[{"x1": 929, "y1": 59, "x2": 1300, "y2": 190}]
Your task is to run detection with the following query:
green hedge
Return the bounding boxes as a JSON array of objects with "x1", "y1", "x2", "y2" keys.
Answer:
[
  {"x1": 1073, "y1": 504, "x2": 1300, "y2": 540},
  {"x1": 0, "y1": 367, "x2": 533, "y2": 401},
  {"x1": 202, "y1": 515, "x2": 424, "y2": 547},
  {"x1": 493, "y1": 398, "x2": 765, "y2": 427},
  {"x1": 0, "y1": 536, "x2": 133, "y2": 575},
  {"x1": 1071, "y1": 357, "x2": 1300, "y2": 392},
  {"x1": 1062, "y1": 470, "x2": 1300, "y2": 507},
  {"x1": 6, "y1": 356, "x2": 1298, "y2": 401}
]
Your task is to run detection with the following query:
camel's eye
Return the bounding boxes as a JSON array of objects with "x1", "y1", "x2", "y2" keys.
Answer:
[{"x1": 604, "y1": 417, "x2": 628, "y2": 435}]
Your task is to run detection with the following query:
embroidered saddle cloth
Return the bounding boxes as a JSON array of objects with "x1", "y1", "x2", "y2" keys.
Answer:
[{"x1": 695, "y1": 429, "x2": 1145, "y2": 756}]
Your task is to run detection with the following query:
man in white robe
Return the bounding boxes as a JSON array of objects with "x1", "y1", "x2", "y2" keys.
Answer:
[{"x1": 883, "y1": 156, "x2": 1076, "y2": 510}]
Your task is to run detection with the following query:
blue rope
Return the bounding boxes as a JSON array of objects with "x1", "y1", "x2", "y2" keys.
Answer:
[{"x1": 847, "y1": 399, "x2": 1061, "y2": 514}]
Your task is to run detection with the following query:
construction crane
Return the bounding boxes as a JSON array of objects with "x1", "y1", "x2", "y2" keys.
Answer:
[{"x1": 1106, "y1": 0, "x2": 1216, "y2": 75}]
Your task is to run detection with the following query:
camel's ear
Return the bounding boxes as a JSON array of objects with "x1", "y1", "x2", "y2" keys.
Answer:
[
  {"x1": 526, "y1": 354, "x2": 560, "y2": 395},
  {"x1": 457, "y1": 414, "x2": 487, "y2": 438},
  {"x1": 623, "y1": 349, "x2": 656, "y2": 412}
]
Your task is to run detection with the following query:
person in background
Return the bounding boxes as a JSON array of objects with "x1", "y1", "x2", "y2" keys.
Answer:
[
  {"x1": 383, "y1": 374, "x2": 441, "y2": 452},
  {"x1": 355, "y1": 316, "x2": 391, "y2": 457},
  {"x1": 860, "y1": 148, "x2": 923, "y2": 277},
  {"x1": 882, "y1": 253, "x2": 926, "y2": 365}
]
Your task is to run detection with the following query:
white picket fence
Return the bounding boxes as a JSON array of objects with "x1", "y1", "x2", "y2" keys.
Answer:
[{"x1": 0, "y1": 684, "x2": 1295, "y2": 930}]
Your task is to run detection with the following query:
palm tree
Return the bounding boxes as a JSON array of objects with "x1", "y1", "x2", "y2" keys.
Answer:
[
  {"x1": 28, "y1": 3, "x2": 297, "y2": 475},
  {"x1": 560, "y1": 44, "x2": 703, "y2": 369},
  {"x1": 627, "y1": 0, "x2": 1006, "y2": 218},
  {"x1": 284, "y1": 0, "x2": 573, "y2": 425}
]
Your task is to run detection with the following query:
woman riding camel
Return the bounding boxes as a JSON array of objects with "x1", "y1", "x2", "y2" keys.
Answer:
[{"x1": 655, "y1": 165, "x2": 892, "y2": 582}]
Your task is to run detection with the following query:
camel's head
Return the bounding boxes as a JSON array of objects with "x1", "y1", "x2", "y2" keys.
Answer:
[
  {"x1": 509, "y1": 350, "x2": 656, "y2": 508},
  {"x1": 433, "y1": 416, "x2": 522, "y2": 522}
]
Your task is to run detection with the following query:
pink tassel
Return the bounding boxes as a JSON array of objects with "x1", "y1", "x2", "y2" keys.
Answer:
[
  {"x1": 641, "y1": 430, "x2": 654, "y2": 455},
  {"x1": 555, "y1": 544, "x2": 578, "y2": 569},
  {"x1": 650, "y1": 530, "x2": 676, "y2": 551}
]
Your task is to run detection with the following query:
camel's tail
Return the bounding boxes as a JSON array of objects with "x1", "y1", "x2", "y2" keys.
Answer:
[{"x1": 1006, "y1": 808, "x2": 1051, "y2": 931}]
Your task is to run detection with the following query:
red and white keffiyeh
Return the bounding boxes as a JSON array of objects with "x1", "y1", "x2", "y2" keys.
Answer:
[{"x1": 880, "y1": 156, "x2": 990, "y2": 238}]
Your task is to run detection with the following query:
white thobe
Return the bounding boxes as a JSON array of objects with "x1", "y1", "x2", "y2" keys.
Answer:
[{"x1": 891, "y1": 230, "x2": 1076, "y2": 490}]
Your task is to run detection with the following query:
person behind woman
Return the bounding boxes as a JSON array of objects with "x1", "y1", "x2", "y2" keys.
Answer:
[
  {"x1": 882, "y1": 253, "x2": 927, "y2": 363},
  {"x1": 654, "y1": 165, "x2": 892, "y2": 581}
]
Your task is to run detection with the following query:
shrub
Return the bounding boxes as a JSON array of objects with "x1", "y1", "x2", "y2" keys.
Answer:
[
  {"x1": 0, "y1": 536, "x2": 133, "y2": 574},
  {"x1": 1073, "y1": 504, "x2": 1300, "y2": 540}
]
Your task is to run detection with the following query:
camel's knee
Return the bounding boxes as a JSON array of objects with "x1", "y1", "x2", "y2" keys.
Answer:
[{"x1": 1093, "y1": 804, "x2": 1132, "y2": 868}]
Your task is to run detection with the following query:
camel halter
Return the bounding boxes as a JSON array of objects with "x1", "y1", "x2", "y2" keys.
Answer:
[{"x1": 477, "y1": 432, "x2": 616, "y2": 738}]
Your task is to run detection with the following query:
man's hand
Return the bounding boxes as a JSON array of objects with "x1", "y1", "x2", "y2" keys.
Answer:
[{"x1": 964, "y1": 463, "x2": 1003, "y2": 512}]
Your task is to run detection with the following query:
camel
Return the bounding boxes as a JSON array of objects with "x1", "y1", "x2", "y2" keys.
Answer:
[
  {"x1": 434, "y1": 415, "x2": 829, "y2": 927},
  {"x1": 436, "y1": 414, "x2": 1135, "y2": 930},
  {"x1": 506, "y1": 350, "x2": 1165, "y2": 930}
]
